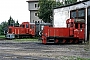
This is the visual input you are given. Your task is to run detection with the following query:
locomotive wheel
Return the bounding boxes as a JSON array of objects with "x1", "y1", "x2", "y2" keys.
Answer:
[
  {"x1": 75, "y1": 40, "x2": 79, "y2": 43},
  {"x1": 62, "y1": 39, "x2": 66, "y2": 43},
  {"x1": 69, "y1": 40, "x2": 73, "y2": 43},
  {"x1": 55, "y1": 39, "x2": 59, "y2": 43}
]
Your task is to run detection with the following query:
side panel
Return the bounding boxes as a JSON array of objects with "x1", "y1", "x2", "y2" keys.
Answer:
[
  {"x1": 19, "y1": 28, "x2": 26, "y2": 34},
  {"x1": 49, "y1": 27, "x2": 54, "y2": 37},
  {"x1": 48, "y1": 28, "x2": 70, "y2": 37},
  {"x1": 14, "y1": 28, "x2": 20, "y2": 34},
  {"x1": 59, "y1": 28, "x2": 69, "y2": 37},
  {"x1": 54, "y1": 28, "x2": 60, "y2": 37}
]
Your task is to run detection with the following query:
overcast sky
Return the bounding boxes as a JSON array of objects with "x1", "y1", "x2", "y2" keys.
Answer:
[{"x1": 0, "y1": 0, "x2": 30, "y2": 24}]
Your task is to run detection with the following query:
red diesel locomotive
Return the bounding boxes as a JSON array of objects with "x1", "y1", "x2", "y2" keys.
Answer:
[
  {"x1": 5, "y1": 22, "x2": 51, "y2": 39},
  {"x1": 6, "y1": 22, "x2": 35, "y2": 39},
  {"x1": 41, "y1": 19, "x2": 85, "y2": 44}
]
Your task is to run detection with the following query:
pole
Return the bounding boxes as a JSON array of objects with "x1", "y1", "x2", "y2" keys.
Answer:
[{"x1": 85, "y1": 7, "x2": 87, "y2": 42}]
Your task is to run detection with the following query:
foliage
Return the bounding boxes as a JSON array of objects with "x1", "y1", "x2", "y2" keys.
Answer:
[
  {"x1": 0, "y1": 21, "x2": 8, "y2": 35},
  {"x1": 38, "y1": 0, "x2": 77, "y2": 23},
  {"x1": 65, "y1": 0, "x2": 77, "y2": 5},
  {"x1": 0, "y1": 25, "x2": 3, "y2": 35},
  {"x1": 0, "y1": 16, "x2": 20, "y2": 35},
  {"x1": 8, "y1": 16, "x2": 15, "y2": 26},
  {"x1": 76, "y1": 57, "x2": 90, "y2": 60},
  {"x1": 0, "y1": 35, "x2": 5, "y2": 38},
  {"x1": 15, "y1": 20, "x2": 19, "y2": 27},
  {"x1": 38, "y1": 0, "x2": 62, "y2": 23}
]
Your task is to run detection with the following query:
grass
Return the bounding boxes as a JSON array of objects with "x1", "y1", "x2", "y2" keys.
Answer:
[
  {"x1": 0, "y1": 35, "x2": 39, "y2": 42},
  {"x1": 76, "y1": 57, "x2": 90, "y2": 60},
  {"x1": 0, "y1": 35, "x2": 5, "y2": 38},
  {"x1": 14, "y1": 38, "x2": 39, "y2": 42}
]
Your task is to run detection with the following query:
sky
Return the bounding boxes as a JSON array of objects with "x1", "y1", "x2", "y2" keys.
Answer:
[{"x1": 0, "y1": 0, "x2": 30, "y2": 24}]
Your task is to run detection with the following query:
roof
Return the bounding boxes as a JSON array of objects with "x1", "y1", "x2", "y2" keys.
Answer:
[
  {"x1": 26, "y1": 0, "x2": 38, "y2": 2},
  {"x1": 54, "y1": 0, "x2": 90, "y2": 9}
]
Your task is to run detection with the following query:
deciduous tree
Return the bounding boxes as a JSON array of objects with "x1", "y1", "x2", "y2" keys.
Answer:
[{"x1": 38, "y1": 0, "x2": 62, "y2": 23}]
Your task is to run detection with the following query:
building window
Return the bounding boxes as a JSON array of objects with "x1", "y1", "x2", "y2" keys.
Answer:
[
  {"x1": 77, "y1": 8, "x2": 85, "y2": 19},
  {"x1": 70, "y1": 8, "x2": 85, "y2": 19},
  {"x1": 26, "y1": 24, "x2": 29, "y2": 28},
  {"x1": 71, "y1": 11, "x2": 76, "y2": 18},
  {"x1": 78, "y1": 9, "x2": 85, "y2": 17},
  {"x1": 35, "y1": 4, "x2": 39, "y2": 8},
  {"x1": 35, "y1": 13, "x2": 38, "y2": 16}
]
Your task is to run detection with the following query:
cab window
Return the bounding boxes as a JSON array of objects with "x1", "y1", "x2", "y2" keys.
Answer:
[
  {"x1": 20, "y1": 25, "x2": 25, "y2": 28},
  {"x1": 26, "y1": 24, "x2": 29, "y2": 28}
]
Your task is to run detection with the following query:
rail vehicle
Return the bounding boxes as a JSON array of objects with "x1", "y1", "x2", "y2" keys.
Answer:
[
  {"x1": 6, "y1": 22, "x2": 35, "y2": 39},
  {"x1": 41, "y1": 18, "x2": 85, "y2": 44},
  {"x1": 5, "y1": 22, "x2": 51, "y2": 39}
]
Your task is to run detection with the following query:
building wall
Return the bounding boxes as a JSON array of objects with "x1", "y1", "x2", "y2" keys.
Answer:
[
  {"x1": 28, "y1": 2, "x2": 39, "y2": 11},
  {"x1": 77, "y1": 0, "x2": 84, "y2": 2},
  {"x1": 53, "y1": 1, "x2": 90, "y2": 27},
  {"x1": 27, "y1": 0, "x2": 42, "y2": 23},
  {"x1": 53, "y1": 7, "x2": 70, "y2": 27},
  {"x1": 30, "y1": 10, "x2": 41, "y2": 23}
]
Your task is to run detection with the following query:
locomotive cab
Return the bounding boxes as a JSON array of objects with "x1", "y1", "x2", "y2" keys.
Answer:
[
  {"x1": 20, "y1": 22, "x2": 30, "y2": 34},
  {"x1": 66, "y1": 19, "x2": 85, "y2": 40},
  {"x1": 20, "y1": 22, "x2": 29, "y2": 28}
]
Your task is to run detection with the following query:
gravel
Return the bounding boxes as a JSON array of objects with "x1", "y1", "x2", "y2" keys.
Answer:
[{"x1": 0, "y1": 40, "x2": 90, "y2": 60}]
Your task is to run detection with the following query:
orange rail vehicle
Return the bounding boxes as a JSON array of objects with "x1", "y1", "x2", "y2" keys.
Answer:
[
  {"x1": 6, "y1": 22, "x2": 35, "y2": 39},
  {"x1": 41, "y1": 19, "x2": 85, "y2": 44}
]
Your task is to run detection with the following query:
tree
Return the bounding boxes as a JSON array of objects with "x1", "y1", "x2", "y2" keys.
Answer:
[
  {"x1": 38, "y1": 0, "x2": 62, "y2": 23},
  {"x1": 0, "y1": 25, "x2": 3, "y2": 35},
  {"x1": 8, "y1": 16, "x2": 15, "y2": 26},
  {"x1": 65, "y1": 0, "x2": 77, "y2": 5},
  {"x1": 38, "y1": 0, "x2": 77, "y2": 23},
  {"x1": 15, "y1": 20, "x2": 19, "y2": 27},
  {"x1": 0, "y1": 16, "x2": 20, "y2": 35},
  {"x1": 0, "y1": 21, "x2": 8, "y2": 35}
]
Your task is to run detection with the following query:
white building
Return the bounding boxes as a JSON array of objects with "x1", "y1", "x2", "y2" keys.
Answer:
[{"x1": 53, "y1": 0, "x2": 90, "y2": 41}]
